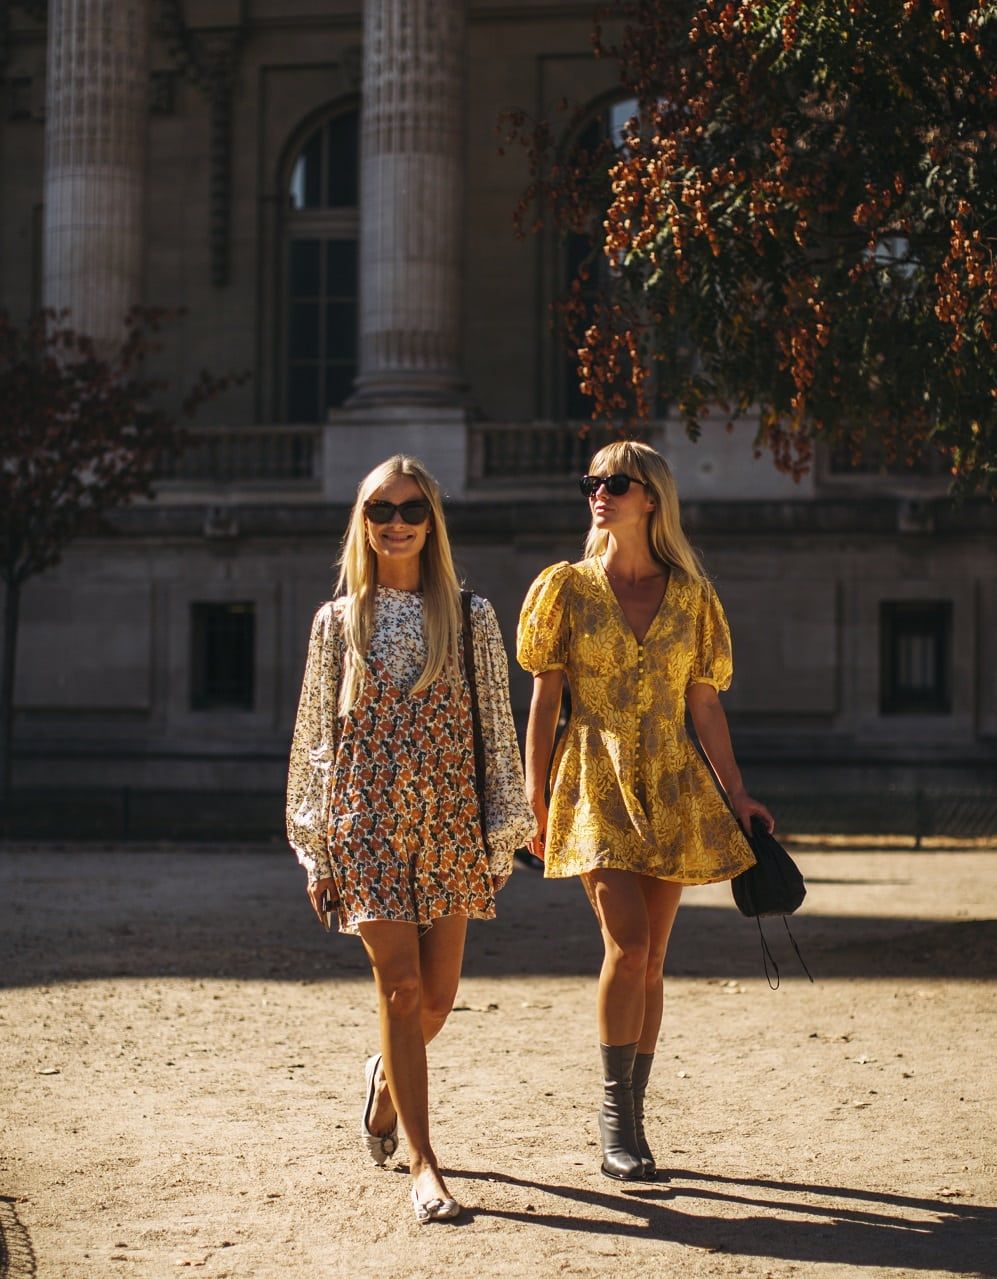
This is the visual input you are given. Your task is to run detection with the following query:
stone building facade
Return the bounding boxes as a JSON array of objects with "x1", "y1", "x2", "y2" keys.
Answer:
[{"x1": 1, "y1": 1, "x2": 994, "y2": 806}]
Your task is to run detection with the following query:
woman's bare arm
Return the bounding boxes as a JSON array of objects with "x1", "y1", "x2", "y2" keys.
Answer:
[
  {"x1": 523, "y1": 670, "x2": 564, "y2": 857},
  {"x1": 686, "y1": 682, "x2": 774, "y2": 833}
]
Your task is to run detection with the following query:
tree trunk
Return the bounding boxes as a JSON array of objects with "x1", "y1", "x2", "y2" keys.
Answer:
[{"x1": 0, "y1": 577, "x2": 20, "y2": 817}]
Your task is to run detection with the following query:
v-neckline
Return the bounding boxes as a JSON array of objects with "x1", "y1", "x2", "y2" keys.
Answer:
[{"x1": 596, "y1": 556, "x2": 671, "y2": 646}]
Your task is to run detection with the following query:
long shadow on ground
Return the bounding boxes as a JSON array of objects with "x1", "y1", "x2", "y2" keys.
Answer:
[
  {"x1": 0, "y1": 848, "x2": 993, "y2": 988},
  {"x1": 450, "y1": 1168, "x2": 997, "y2": 1277}
]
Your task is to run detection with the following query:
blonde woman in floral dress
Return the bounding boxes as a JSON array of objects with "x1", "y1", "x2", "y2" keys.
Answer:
[
  {"x1": 517, "y1": 440, "x2": 772, "y2": 1183},
  {"x1": 287, "y1": 455, "x2": 533, "y2": 1224}
]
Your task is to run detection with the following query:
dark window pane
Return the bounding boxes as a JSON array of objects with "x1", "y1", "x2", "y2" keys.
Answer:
[
  {"x1": 289, "y1": 301, "x2": 320, "y2": 359},
  {"x1": 566, "y1": 231, "x2": 593, "y2": 282},
  {"x1": 564, "y1": 232, "x2": 596, "y2": 417},
  {"x1": 289, "y1": 128, "x2": 322, "y2": 209},
  {"x1": 561, "y1": 102, "x2": 642, "y2": 419},
  {"x1": 564, "y1": 366, "x2": 591, "y2": 420},
  {"x1": 326, "y1": 301, "x2": 357, "y2": 359},
  {"x1": 326, "y1": 240, "x2": 358, "y2": 296},
  {"x1": 576, "y1": 117, "x2": 603, "y2": 154},
  {"x1": 289, "y1": 240, "x2": 321, "y2": 298},
  {"x1": 287, "y1": 365, "x2": 320, "y2": 422},
  {"x1": 191, "y1": 603, "x2": 255, "y2": 711},
  {"x1": 880, "y1": 601, "x2": 952, "y2": 714},
  {"x1": 325, "y1": 362, "x2": 356, "y2": 409},
  {"x1": 327, "y1": 110, "x2": 359, "y2": 207}
]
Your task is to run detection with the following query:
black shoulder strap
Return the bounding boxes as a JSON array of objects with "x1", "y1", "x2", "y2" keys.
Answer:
[{"x1": 460, "y1": 590, "x2": 487, "y2": 822}]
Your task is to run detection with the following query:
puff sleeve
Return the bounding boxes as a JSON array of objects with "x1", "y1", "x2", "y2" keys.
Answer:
[
  {"x1": 688, "y1": 582, "x2": 734, "y2": 693},
  {"x1": 286, "y1": 602, "x2": 340, "y2": 883},
  {"x1": 470, "y1": 596, "x2": 537, "y2": 877},
  {"x1": 516, "y1": 561, "x2": 572, "y2": 674}
]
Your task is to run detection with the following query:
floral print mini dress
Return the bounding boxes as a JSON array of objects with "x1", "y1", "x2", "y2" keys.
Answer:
[
  {"x1": 517, "y1": 558, "x2": 755, "y2": 885},
  {"x1": 288, "y1": 587, "x2": 525, "y2": 935}
]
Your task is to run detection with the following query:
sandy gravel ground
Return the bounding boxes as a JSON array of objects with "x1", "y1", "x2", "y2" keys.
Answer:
[{"x1": 1, "y1": 842, "x2": 995, "y2": 1279}]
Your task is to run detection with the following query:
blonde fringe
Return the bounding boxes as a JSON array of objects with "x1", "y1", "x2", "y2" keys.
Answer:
[
  {"x1": 335, "y1": 455, "x2": 462, "y2": 715},
  {"x1": 582, "y1": 440, "x2": 706, "y2": 583}
]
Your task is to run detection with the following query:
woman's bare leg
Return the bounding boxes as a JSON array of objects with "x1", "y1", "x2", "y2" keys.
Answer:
[
  {"x1": 583, "y1": 868, "x2": 651, "y2": 1044},
  {"x1": 364, "y1": 915, "x2": 467, "y2": 1131},
  {"x1": 418, "y1": 914, "x2": 468, "y2": 1046},
  {"x1": 359, "y1": 917, "x2": 466, "y2": 1206},
  {"x1": 636, "y1": 877, "x2": 683, "y2": 1053}
]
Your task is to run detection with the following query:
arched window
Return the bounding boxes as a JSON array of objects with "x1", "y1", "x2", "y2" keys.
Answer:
[
  {"x1": 282, "y1": 106, "x2": 359, "y2": 423},
  {"x1": 559, "y1": 97, "x2": 639, "y2": 420}
]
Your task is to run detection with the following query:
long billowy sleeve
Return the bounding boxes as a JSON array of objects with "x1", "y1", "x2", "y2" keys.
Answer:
[
  {"x1": 471, "y1": 595, "x2": 537, "y2": 878},
  {"x1": 286, "y1": 601, "x2": 340, "y2": 884}
]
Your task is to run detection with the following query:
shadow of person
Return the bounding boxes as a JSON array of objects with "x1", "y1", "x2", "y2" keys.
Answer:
[
  {"x1": 0, "y1": 1195, "x2": 38, "y2": 1279},
  {"x1": 445, "y1": 1168, "x2": 996, "y2": 1275}
]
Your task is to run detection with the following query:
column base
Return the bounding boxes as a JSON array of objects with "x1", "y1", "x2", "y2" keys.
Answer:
[{"x1": 323, "y1": 404, "x2": 472, "y2": 502}]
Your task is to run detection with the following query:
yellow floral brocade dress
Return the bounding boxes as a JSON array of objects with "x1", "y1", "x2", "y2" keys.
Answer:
[{"x1": 517, "y1": 558, "x2": 755, "y2": 884}]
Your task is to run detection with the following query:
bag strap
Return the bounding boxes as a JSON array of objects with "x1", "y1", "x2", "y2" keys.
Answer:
[
  {"x1": 460, "y1": 590, "x2": 487, "y2": 829},
  {"x1": 755, "y1": 917, "x2": 781, "y2": 990},
  {"x1": 695, "y1": 746, "x2": 812, "y2": 982},
  {"x1": 783, "y1": 916, "x2": 814, "y2": 984},
  {"x1": 754, "y1": 916, "x2": 815, "y2": 990}
]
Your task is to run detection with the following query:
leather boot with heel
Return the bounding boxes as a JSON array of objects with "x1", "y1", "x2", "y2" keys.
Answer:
[
  {"x1": 631, "y1": 1051, "x2": 657, "y2": 1180},
  {"x1": 598, "y1": 1042, "x2": 644, "y2": 1181}
]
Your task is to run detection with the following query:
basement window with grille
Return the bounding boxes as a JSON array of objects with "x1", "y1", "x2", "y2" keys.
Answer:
[
  {"x1": 190, "y1": 602, "x2": 255, "y2": 711},
  {"x1": 879, "y1": 601, "x2": 952, "y2": 715}
]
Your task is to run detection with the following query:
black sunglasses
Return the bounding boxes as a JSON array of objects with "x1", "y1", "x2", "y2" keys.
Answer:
[
  {"x1": 579, "y1": 473, "x2": 648, "y2": 498},
  {"x1": 364, "y1": 499, "x2": 431, "y2": 525}
]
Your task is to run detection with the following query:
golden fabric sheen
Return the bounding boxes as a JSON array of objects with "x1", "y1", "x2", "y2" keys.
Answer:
[{"x1": 517, "y1": 558, "x2": 755, "y2": 884}]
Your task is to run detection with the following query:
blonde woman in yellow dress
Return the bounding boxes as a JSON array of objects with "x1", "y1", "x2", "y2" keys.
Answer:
[
  {"x1": 288, "y1": 455, "x2": 533, "y2": 1223},
  {"x1": 517, "y1": 440, "x2": 772, "y2": 1183}
]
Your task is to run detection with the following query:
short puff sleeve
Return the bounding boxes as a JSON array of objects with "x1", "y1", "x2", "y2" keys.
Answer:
[
  {"x1": 688, "y1": 582, "x2": 733, "y2": 692},
  {"x1": 516, "y1": 561, "x2": 572, "y2": 674}
]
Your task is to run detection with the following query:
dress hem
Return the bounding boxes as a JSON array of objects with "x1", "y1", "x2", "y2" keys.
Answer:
[
  {"x1": 542, "y1": 855, "x2": 754, "y2": 886},
  {"x1": 338, "y1": 904, "x2": 497, "y2": 937}
]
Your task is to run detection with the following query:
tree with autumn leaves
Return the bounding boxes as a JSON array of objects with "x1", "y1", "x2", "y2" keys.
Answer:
[
  {"x1": 504, "y1": 0, "x2": 994, "y2": 493},
  {"x1": 0, "y1": 309, "x2": 237, "y2": 801}
]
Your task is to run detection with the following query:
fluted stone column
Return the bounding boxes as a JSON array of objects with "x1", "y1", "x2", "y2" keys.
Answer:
[
  {"x1": 350, "y1": 0, "x2": 467, "y2": 405},
  {"x1": 43, "y1": 0, "x2": 150, "y2": 345}
]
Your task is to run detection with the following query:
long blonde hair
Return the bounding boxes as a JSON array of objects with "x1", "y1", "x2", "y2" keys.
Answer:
[
  {"x1": 335, "y1": 455, "x2": 462, "y2": 714},
  {"x1": 583, "y1": 440, "x2": 706, "y2": 583}
]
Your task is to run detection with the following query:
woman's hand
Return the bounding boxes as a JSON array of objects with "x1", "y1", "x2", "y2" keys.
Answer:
[
  {"x1": 527, "y1": 798, "x2": 548, "y2": 860},
  {"x1": 728, "y1": 790, "x2": 775, "y2": 836},
  {"x1": 307, "y1": 875, "x2": 339, "y2": 924}
]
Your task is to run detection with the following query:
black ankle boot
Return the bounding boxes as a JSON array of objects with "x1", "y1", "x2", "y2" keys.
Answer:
[
  {"x1": 631, "y1": 1051, "x2": 656, "y2": 1180},
  {"x1": 598, "y1": 1042, "x2": 643, "y2": 1181}
]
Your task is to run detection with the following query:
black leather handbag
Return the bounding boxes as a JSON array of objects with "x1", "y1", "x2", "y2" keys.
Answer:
[
  {"x1": 732, "y1": 817, "x2": 807, "y2": 916},
  {"x1": 732, "y1": 817, "x2": 813, "y2": 988}
]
